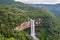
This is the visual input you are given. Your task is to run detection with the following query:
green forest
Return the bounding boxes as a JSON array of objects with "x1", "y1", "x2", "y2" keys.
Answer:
[{"x1": 0, "y1": 0, "x2": 60, "y2": 40}]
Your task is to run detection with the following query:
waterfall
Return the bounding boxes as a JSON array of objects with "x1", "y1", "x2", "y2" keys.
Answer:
[
  {"x1": 30, "y1": 19, "x2": 39, "y2": 40},
  {"x1": 30, "y1": 19, "x2": 35, "y2": 37}
]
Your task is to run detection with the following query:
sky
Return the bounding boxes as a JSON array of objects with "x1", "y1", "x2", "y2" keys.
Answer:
[{"x1": 15, "y1": 0, "x2": 60, "y2": 4}]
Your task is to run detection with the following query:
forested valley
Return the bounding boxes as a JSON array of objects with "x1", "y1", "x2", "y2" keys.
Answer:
[{"x1": 0, "y1": 0, "x2": 60, "y2": 40}]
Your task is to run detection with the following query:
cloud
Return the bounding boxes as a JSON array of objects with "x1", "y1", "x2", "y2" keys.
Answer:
[{"x1": 15, "y1": 0, "x2": 60, "y2": 4}]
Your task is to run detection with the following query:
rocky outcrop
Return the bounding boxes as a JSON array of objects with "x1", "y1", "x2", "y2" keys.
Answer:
[
  {"x1": 14, "y1": 18, "x2": 42, "y2": 31},
  {"x1": 14, "y1": 21, "x2": 30, "y2": 30}
]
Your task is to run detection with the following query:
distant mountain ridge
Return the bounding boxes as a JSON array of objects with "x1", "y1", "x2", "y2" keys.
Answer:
[{"x1": 30, "y1": 4, "x2": 60, "y2": 18}]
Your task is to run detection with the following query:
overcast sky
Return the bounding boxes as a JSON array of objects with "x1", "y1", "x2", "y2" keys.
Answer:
[{"x1": 15, "y1": 0, "x2": 60, "y2": 4}]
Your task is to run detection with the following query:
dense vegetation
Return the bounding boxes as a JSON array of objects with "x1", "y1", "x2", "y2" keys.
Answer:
[
  {"x1": 0, "y1": 7, "x2": 33, "y2": 40},
  {"x1": 0, "y1": 0, "x2": 60, "y2": 40}
]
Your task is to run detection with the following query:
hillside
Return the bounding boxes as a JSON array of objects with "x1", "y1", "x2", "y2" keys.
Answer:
[
  {"x1": 31, "y1": 4, "x2": 60, "y2": 19},
  {"x1": 0, "y1": 0, "x2": 60, "y2": 40}
]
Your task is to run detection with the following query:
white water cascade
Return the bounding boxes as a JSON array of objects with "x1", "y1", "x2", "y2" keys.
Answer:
[
  {"x1": 30, "y1": 19, "x2": 35, "y2": 37},
  {"x1": 30, "y1": 19, "x2": 39, "y2": 40}
]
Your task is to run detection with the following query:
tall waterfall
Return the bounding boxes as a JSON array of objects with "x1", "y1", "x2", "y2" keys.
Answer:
[
  {"x1": 30, "y1": 19, "x2": 39, "y2": 40},
  {"x1": 30, "y1": 19, "x2": 35, "y2": 37}
]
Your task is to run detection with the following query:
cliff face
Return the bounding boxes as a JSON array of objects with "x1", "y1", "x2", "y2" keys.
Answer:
[
  {"x1": 14, "y1": 21, "x2": 30, "y2": 30},
  {"x1": 14, "y1": 18, "x2": 42, "y2": 31}
]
